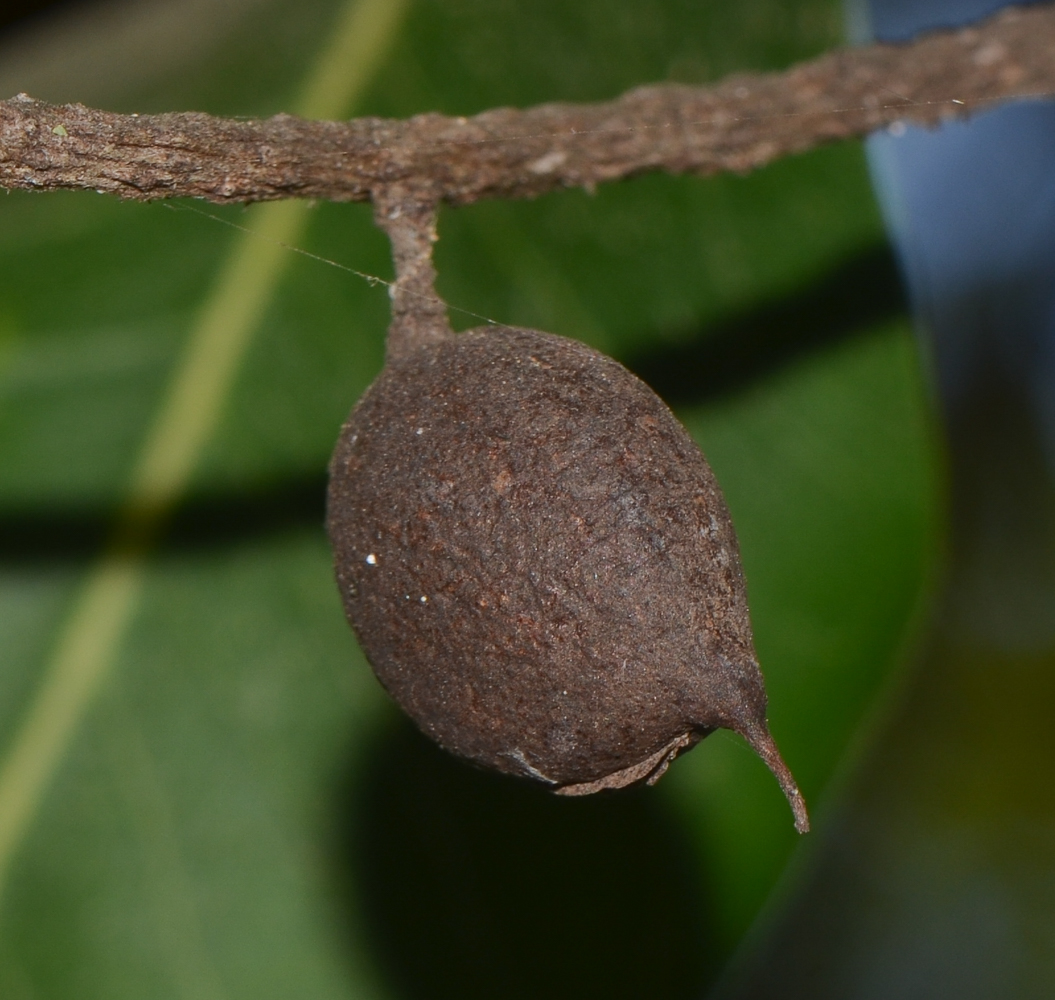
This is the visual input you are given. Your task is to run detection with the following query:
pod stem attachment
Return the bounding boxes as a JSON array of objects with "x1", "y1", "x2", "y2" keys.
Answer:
[
  {"x1": 372, "y1": 188, "x2": 452, "y2": 361},
  {"x1": 742, "y1": 722, "x2": 810, "y2": 834}
]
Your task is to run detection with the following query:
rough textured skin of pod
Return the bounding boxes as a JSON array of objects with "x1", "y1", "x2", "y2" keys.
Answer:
[{"x1": 327, "y1": 326, "x2": 806, "y2": 828}]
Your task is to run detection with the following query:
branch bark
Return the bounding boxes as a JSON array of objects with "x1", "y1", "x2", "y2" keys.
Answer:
[{"x1": 1, "y1": 3, "x2": 1053, "y2": 208}]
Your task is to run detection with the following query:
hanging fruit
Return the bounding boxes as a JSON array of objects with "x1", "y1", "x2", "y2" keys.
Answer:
[{"x1": 327, "y1": 319, "x2": 808, "y2": 832}]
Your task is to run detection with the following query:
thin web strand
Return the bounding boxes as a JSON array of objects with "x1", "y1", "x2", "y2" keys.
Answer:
[{"x1": 163, "y1": 202, "x2": 508, "y2": 330}]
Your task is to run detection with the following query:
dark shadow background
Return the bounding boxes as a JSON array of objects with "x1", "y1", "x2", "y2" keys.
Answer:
[
  {"x1": 628, "y1": 243, "x2": 905, "y2": 406},
  {"x1": 0, "y1": 0, "x2": 82, "y2": 32},
  {"x1": 334, "y1": 714, "x2": 713, "y2": 1000}
]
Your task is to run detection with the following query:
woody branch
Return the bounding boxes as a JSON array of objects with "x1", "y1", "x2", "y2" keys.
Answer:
[{"x1": 0, "y1": 3, "x2": 1052, "y2": 210}]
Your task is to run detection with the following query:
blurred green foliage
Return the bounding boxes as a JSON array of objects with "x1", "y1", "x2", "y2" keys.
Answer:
[{"x1": 0, "y1": 0, "x2": 938, "y2": 996}]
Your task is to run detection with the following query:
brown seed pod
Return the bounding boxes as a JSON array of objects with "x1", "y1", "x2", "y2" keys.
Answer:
[{"x1": 327, "y1": 325, "x2": 808, "y2": 832}]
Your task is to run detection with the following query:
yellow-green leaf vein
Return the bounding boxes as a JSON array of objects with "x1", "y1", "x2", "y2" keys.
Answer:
[{"x1": 0, "y1": 0, "x2": 410, "y2": 906}]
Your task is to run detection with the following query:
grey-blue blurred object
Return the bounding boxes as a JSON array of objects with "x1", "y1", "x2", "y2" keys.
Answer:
[
  {"x1": 862, "y1": 0, "x2": 1055, "y2": 650},
  {"x1": 714, "y1": 1, "x2": 1055, "y2": 997}
]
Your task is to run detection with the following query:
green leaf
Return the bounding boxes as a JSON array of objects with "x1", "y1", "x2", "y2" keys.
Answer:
[{"x1": 0, "y1": 0, "x2": 938, "y2": 996}]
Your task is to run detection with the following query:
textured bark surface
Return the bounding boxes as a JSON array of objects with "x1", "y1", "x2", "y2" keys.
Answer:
[
  {"x1": 327, "y1": 327, "x2": 809, "y2": 830},
  {"x1": 1, "y1": 3, "x2": 1053, "y2": 206}
]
